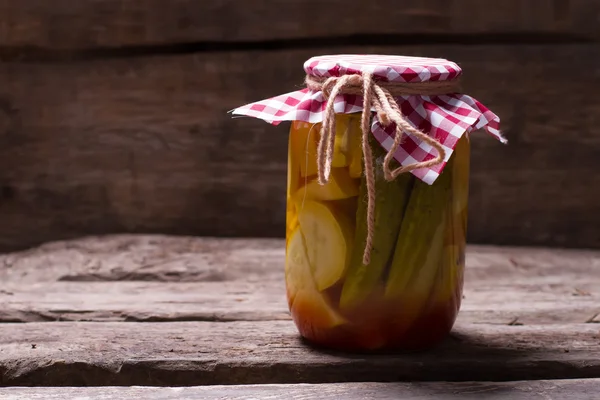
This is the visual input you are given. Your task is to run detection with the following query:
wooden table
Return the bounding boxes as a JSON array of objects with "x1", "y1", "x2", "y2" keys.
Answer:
[{"x1": 1, "y1": 235, "x2": 599, "y2": 399}]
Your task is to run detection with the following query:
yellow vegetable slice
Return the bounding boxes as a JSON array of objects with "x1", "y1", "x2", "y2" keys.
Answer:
[
  {"x1": 285, "y1": 228, "x2": 347, "y2": 327},
  {"x1": 331, "y1": 113, "x2": 363, "y2": 177},
  {"x1": 332, "y1": 115, "x2": 353, "y2": 167},
  {"x1": 286, "y1": 227, "x2": 316, "y2": 304},
  {"x1": 347, "y1": 117, "x2": 363, "y2": 178},
  {"x1": 290, "y1": 115, "x2": 363, "y2": 180},
  {"x1": 296, "y1": 200, "x2": 354, "y2": 291},
  {"x1": 291, "y1": 289, "x2": 347, "y2": 330},
  {"x1": 285, "y1": 203, "x2": 298, "y2": 248},
  {"x1": 295, "y1": 167, "x2": 359, "y2": 202},
  {"x1": 290, "y1": 121, "x2": 320, "y2": 178}
]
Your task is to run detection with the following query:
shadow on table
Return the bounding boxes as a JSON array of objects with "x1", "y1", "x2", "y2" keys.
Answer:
[{"x1": 296, "y1": 328, "x2": 584, "y2": 384}]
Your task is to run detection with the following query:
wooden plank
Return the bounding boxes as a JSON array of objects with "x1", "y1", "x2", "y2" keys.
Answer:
[
  {"x1": 0, "y1": 321, "x2": 599, "y2": 386},
  {"x1": 0, "y1": 236, "x2": 598, "y2": 325},
  {"x1": 0, "y1": 0, "x2": 597, "y2": 51},
  {"x1": 1, "y1": 278, "x2": 598, "y2": 325},
  {"x1": 0, "y1": 45, "x2": 599, "y2": 251},
  {"x1": 4, "y1": 379, "x2": 600, "y2": 399},
  {"x1": 1, "y1": 236, "x2": 599, "y2": 385}
]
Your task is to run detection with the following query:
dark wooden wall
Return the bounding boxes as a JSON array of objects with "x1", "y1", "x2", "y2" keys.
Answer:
[{"x1": 0, "y1": 1, "x2": 599, "y2": 252}]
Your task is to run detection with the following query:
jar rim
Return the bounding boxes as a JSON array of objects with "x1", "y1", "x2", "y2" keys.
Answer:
[{"x1": 303, "y1": 54, "x2": 462, "y2": 83}]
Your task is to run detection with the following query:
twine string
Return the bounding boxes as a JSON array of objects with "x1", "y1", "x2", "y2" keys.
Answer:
[{"x1": 306, "y1": 73, "x2": 460, "y2": 265}]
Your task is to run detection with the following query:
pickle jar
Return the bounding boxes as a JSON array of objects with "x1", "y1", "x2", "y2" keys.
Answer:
[{"x1": 232, "y1": 55, "x2": 504, "y2": 352}]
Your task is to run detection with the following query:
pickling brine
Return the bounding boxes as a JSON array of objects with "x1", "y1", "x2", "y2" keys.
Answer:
[{"x1": 285, "y1": 114, "x2": 469, "y2": 351}]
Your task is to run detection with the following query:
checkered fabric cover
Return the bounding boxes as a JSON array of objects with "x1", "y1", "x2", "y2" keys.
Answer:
[{"x1": 231, "y1": 54, "x2": 505, "y2": 184}]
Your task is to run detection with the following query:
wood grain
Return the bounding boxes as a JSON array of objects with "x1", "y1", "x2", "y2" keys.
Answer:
[
  {"x1": 0, "y1": 45, "x2": 599, "y2": 251},
  {"x1": 0, "y1": 236, "x2": 599, "y2": 386},
  {"x1": 4, "y1": 379, "x2": 600, "y2": 399},
  {"x1": 1, "y1": 279, "x2": 597, "y2": 325},
  {"x1": 0, "y1": 0, "x2": 597, "y2": 50},
  {"x1": 1, "y1": 321, "x2": 599, "y2": 386},
  {"x1": 0, "y1": 236, "x2": 598, "y2": 325}
]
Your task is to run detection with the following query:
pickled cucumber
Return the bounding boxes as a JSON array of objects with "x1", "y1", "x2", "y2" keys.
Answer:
[
  {"x1": 385, "y1": 156, "x2": 455, "y2": 298},
  {"x1": 435, "y1": 139, "x2": 469, "y2": 303},
  {"x1": 452, "y1": 134, "x2": 470, "y2": 218},
  {"x1": 397, "y1": 216, "x2": 447, "y2": 324},
  {"x1": 436, "y1": 244, "x2": 460, "y2": 303},
  {"x1": 452, "y1": 135, "x2": 470, "y2": 254},
  {"x1": 435, "y1": 206, "x2": 462, "y2": 303},
  {"x1": 407, "y1": 219, "x2": 446, "y2": 298},
  {"x1": 339, "y1": 137, "x2": 414, "y2": 311}
]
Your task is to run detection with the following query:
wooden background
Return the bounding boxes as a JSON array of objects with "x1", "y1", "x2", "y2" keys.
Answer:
[{"x1": 0, "y1": 0, "x2": 599, "y2": 252}]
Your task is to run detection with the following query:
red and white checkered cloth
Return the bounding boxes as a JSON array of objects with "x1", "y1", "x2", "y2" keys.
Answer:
[{"x1": 231, "y1": 54, "x2": 505, "y2": 184}]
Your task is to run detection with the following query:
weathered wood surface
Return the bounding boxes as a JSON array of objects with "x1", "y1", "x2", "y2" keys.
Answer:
[
  {"x1": 1, "y1": 321, "x2": 599, "y2": 386},
  {"x1": 4, "y1": 379, "x2": 600, "y2": 399},
  {"x1": 0, "y1": 235, "x2": 599, "y2": 386},
  {"x1": 0, "y1": 0, "x2": 597, "y2": 51},
  {"x1": 0, "y1": 236, "x2": 598, "y2": 325},
  {"x1": 1, "y1": 45, "x2": 599, "y2": 251}
]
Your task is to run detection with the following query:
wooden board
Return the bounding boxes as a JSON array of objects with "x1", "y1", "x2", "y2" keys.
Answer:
[
  {"x1": 0, "y1": 235, "x2": 599, "y2": 386},
  {"x1": 0, "y1": 321, "x2": 599, "y2": 386},
  {"x1": 0, "y1": 0, "x2": 597, "y2": 51},
  {"x1": 4, "y1": 379, "x2": 600, "y2": 399},
  {"x1": 1, "y1": 279, "x2": 598, "y2": 325},
  {"x1": 0, "y1": 236, "x2": 598, "y2": 325},
  {"x1": 0, "y1": 45, "x2": 599, "y2": 251}
]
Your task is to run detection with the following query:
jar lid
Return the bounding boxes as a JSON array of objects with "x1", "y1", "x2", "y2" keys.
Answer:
[
  {"x1": 231, "y1": 54, "x2": 504, "y2": 185},
  {"x1": 304, "y1": 54, "x2": 461, "y2": 83}
]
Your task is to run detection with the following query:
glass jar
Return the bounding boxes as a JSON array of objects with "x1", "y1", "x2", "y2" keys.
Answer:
[
  {"x1": 285, "y1": 114, "x2": 469, "y2": 352},
  {"x1": 231, "y1": 53, "x2": 503, "y2": 353}
]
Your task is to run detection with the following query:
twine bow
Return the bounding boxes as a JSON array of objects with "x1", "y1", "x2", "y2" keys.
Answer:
[{"x1": 305, "y1": 73, "x2": 461, "y2": 265}]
